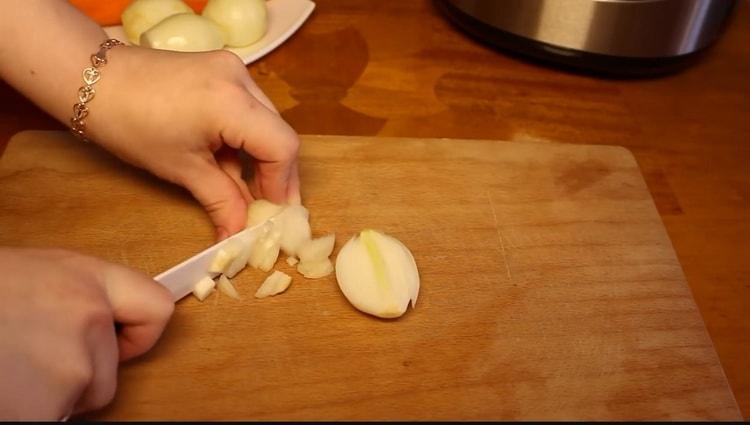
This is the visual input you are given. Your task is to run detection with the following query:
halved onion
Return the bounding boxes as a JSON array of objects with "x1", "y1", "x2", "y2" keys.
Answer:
[
  {"x1": 140, "y1": 13, "x2": 225, "y2": 52},
  {"x1": 335, "y1": 229, "x2": 419, "y2": 319},
  {"x1": 122, "y1": 0, "x2": 195, "y2": 45}
]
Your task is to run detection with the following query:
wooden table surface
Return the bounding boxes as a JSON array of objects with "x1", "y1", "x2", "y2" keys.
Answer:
[{"x1": 0, "y1": 0, "x2": 748, "y2": 418}]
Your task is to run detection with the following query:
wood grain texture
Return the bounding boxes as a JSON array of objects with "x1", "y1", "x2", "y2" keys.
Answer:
[
  {"x1": 250, "y1": 1, "x2": 750, "y2": 417},
  {"x1": 0, "y1": 131, "x2": 740, "y2": 420}
]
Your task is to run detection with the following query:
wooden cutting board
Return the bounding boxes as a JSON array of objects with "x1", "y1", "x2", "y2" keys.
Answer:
[{"x1": 0, "y1": 131, "x2": 740, "y2": 420}]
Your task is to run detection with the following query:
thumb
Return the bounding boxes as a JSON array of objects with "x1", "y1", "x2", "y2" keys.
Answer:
[
  {"x1": 183, "y1": 159, "x2": 249, "y2": 240},
  {"x1": 87, "y1": 258, "x2": 174, "y2": 362}
]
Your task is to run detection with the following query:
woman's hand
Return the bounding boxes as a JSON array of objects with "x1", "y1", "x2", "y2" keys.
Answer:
[
  {"x1": 2, "y1": 2, "x2": 300, "y2": 241},
  {"x1": 0, "y1": 247, "x2": 174, "y2": 420},
  {"x1": 89, "y1": 46, "x2": 300, "y2": 241}
]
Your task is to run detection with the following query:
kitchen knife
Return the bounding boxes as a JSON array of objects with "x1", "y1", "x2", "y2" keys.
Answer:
[{"x1": 154, "y1": 220, "x2": 271, "y2": 301}]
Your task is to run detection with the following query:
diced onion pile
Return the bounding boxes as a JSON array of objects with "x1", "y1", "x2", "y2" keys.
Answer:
[{"x1": 191, "y1": 200, "x2": 420, "y2": 319}]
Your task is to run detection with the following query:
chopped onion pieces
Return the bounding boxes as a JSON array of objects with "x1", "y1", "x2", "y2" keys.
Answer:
[
  {"x1": 217, "y1": 274, "x2": 241, "y2": 300},
  {"x1": 255, "y1": 270, "x2": 292, "y2": 298},
  {"x1": 225, "y1": 235, "x2": 254, "y2": 278},
  {"x1": 298, "y1": 234, "x2": 335, "y2": 264},
  {"x1": 248, "y1": 224, "x2": 281, "y2": 272},
  {"x1": 276, "y1": 205, "x2": 312, "y2": 257},
  {"x1": 192, "y1": 275, "x2": 216, "y2": 301},
  {"x1": 246, "y1": 199, "x2": 284, "y2": 228},
  {"x1": 297, "y1": 258, "x2": 334, "y2": 279},
  {"x1": 208, "y1": 239, "x2": 242, "y2": 274}
]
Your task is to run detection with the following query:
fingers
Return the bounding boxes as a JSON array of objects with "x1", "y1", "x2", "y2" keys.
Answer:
[
  {"x1": 250, "y1": 159, "x2": 301, "y2": 205},
  {"x1": 183, "y1": 156, "x2": 251, "y2": 240},
  {"x1": 286, "y1": 159, "x2": 301, "y2": 205},
  {"x1": 95, "y1": 260, "x2": 174, "y2": 362},
  {"x1": 215, "y1": 146, "x2": 252, "y2": 204},
  {"x1": 250, "y1": 156, "x2": 300, "y2": 206},
  {"x1": 73, "y1": 317, "x2": 119, "y2": 414},
  {"x1": 219, "y1": 95, "x2": 300, "y2": 205},
  {"x1": 53, "y1": 253, "x2": 173, "y2": 415}
]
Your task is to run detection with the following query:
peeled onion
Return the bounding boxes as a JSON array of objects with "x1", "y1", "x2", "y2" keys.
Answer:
[
  {"x1": 335, "y1": 229, "x2": 419, "y2": 319},
  {"x1": 202, "y1": 0, "x2": 268, "y2": 47},
  {"x1": 140, "y1": 13, "x2": 225, "y2": 52},
  {"x1": 122, "y1": 0, "x2": 195, "y2": 45}
]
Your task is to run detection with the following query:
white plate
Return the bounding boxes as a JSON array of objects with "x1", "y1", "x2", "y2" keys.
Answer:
[{"x1": 104, "y1": 0, "x2": 315, "y2": 65}]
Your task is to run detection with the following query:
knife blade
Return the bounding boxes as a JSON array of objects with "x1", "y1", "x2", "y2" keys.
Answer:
[{"x1": 154, "y1": 220, "x2": 270, "y2": 301}]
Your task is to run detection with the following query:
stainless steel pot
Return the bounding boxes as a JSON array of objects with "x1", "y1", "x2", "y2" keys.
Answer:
[{"x1": 436, "y1": 0, "x2": 739, "y2": 76}]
